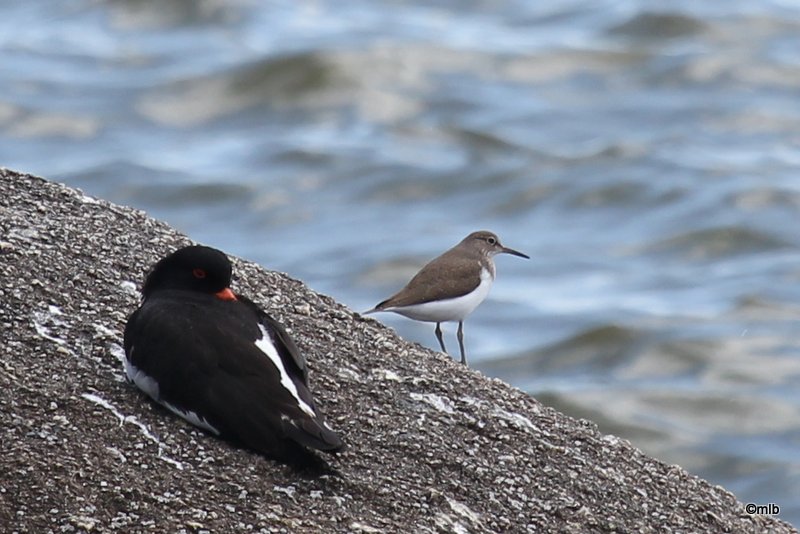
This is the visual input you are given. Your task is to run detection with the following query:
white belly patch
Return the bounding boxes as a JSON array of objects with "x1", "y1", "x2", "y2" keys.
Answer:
[{"x1": 124, "y1": 349, "x2": 220, "y2": 435}]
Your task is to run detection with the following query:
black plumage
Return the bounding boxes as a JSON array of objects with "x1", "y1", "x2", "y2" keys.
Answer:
[{"x1": 123, "y1": 245, "x2": 343, "y2": 464}]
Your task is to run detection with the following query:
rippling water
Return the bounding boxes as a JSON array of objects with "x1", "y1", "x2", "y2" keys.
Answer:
[{"x1": 2, "y1": 0, "x2": 799, "y2": 523}]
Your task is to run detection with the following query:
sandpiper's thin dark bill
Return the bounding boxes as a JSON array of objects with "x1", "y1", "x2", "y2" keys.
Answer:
[
  {"x1": 366, "y1": 230, "x2": 528, "y2": 366},
  {"x1": 123, "y1": 245, "x2": 343, "y2": 466},
  {"x1": 500, "y1": 246, "x2": 529, "y2": 259}
]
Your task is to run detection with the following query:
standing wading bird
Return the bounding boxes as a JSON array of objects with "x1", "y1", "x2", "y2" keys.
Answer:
[
  {"x1": 123, "y1": 245, "x2": 343, "y2": 466},
  {"x1": 365, "y1": 231, "x2": 528, "y2": 366}
]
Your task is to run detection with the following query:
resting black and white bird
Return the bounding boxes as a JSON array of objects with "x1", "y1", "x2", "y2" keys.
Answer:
[{"x1": 123, "y1": 245, "x2": 343, "y2": 465}]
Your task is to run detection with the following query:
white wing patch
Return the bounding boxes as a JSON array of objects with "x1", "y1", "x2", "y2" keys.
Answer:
[{"x1": 254, "y1": 324, "x2": 317, "y2": 418}]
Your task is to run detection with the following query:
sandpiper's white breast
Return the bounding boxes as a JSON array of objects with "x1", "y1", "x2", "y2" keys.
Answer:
[{"x1": 387, "y1": 268, "x2": 494, "y2": 323}]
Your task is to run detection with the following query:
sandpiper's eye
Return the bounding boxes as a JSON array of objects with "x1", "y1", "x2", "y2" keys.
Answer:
[
  {"x1": 487, "y1": 237, "x2": 497, "y2": 245},
  {"x1": 192, "y1": 268, "x2": 207, "y2": 279}
]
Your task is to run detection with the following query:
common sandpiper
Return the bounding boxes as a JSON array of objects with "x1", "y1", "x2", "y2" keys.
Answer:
[{"x1": 365, "y1": 230, "x2": 528, "y2": 366}]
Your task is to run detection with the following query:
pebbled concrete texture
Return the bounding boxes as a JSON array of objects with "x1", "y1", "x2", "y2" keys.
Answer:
[{"x1": 0, "y1": 168, "x2": 794, "y2": 533}]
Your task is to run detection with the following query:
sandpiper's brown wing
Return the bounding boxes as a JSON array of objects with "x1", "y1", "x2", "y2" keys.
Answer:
[{"x1": 375, "y1": 252, "x2": 483, "y2": 309}]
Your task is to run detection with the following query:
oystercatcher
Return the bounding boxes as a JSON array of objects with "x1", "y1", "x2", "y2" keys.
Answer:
[{"x1": 123, "y1": 245, "x2": 343, "y2": 464}]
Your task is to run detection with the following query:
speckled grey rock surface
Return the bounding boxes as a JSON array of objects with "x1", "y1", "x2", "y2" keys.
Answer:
[{"x1": 0, "y1": 168, "x2": 794, "y2": 534}]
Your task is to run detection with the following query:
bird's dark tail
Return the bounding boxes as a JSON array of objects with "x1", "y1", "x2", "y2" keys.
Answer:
[{"x1": 282, "y1": 416, "x2": 345, "y2": 453}]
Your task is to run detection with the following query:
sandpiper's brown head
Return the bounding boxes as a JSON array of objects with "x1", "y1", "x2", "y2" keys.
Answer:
[{"x1": 460, "y1": 230, "x2": 530, "y2": 261}]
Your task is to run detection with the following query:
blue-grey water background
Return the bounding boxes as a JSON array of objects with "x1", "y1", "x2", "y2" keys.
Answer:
[{"x1": 2, "y1": 0, "x2": 799, "y2": 522}]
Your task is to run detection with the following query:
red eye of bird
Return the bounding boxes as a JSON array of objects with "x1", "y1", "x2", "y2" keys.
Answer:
[{"x1": 192, "y1": 268, "x2": 207, "y2": 279}]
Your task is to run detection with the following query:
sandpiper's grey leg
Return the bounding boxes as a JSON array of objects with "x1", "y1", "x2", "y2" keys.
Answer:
[
  {"x1": 457, "y1": 321, "x2": 466, "y2": 365},
  {"x1": 434, "y1": 322, "x2": 447, "y2": 354}
]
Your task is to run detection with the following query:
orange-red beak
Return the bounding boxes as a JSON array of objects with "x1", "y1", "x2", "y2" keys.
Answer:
[{"x1": 215, "y1": 287, "x2": 237, "y2": 301}]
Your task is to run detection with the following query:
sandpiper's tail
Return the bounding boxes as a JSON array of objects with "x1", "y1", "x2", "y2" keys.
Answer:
[{"x1": 363, "y1": 298, "x2": 392, "y2": 315}]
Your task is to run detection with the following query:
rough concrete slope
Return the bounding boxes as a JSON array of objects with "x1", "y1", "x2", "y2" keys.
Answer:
[{"x1": 0, "y1": 169, "x2": 794, "y2": 533}]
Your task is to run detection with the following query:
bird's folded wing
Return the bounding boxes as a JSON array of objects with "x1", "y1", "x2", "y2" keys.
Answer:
[
  {"x1": 381, "y1": 255, "x2": 483, "y2": 308},
  {"x1": 237, "y1": 295, "x2": 309, "y2": 382}
]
